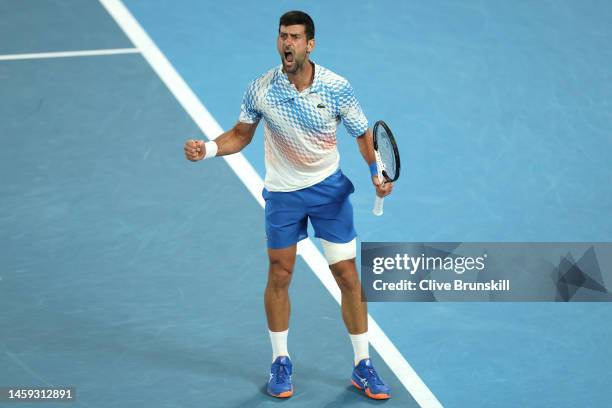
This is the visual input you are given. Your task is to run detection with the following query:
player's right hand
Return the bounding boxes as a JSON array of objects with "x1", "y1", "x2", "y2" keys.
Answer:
[
  {"x1": 372, "y1": 176, "x2": 393, "y2": 198},
  {"x1": 184, "y1": 139, "x2": 205, "y2": 161}
]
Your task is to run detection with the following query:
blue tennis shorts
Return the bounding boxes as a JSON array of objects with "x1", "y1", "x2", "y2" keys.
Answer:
[{"x1": 262, "y1": 169, "x2": 357, "y2": 249}]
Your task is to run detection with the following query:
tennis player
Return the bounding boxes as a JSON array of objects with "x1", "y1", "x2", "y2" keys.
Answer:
[{"x1": 184, "y1": 10, "x2": 393, "y2": 400}]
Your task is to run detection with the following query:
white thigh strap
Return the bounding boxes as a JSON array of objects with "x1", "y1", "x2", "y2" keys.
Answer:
[{"x1": 320, "y1": 238, "x2": 357, "y2": 265}]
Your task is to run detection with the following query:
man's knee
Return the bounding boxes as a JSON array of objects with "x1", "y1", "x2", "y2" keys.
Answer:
[
  {"x1": 330, "y1": 259, "x2": 361, "y2": 292},
  {"x1": 269, "y1": 260, "x2": 293, "y2": 288},
  {"x1": 267, "y1": 247, "x2": 296, "y2": 289}
]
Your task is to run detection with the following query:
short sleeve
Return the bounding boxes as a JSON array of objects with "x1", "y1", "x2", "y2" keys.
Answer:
[
  {"x1": 239, "y1": 81, "x2": 262, "y2": 124},
  {"x1": 338, "y1": 80, "x2": 368, "y2": 138}
]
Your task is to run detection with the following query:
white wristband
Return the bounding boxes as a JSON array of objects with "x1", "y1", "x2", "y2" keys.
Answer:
[{"x1": 203, "y1": 141, "x2": 218, "y2": 159}]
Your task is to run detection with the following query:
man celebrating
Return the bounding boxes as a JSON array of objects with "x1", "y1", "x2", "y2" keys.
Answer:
[{"x1": 184, "y1": 10, "x2": 393, "y2": 400}]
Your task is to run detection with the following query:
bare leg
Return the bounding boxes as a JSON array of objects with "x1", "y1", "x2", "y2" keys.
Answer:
[
  {"x1": 264, "y1": 245, "x2": 297, "y2": 331},
  {"x1": 329, "y1": 258, "x2": 367, "y2": 334}
]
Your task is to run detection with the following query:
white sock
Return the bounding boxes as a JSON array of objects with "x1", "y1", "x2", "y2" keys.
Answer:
[
  {"x1": 269, "y1": 329, "x2": 289, "y2": 361},
  {"x1": 349, "y1": 332, "x2": 369, "y2": 365}
]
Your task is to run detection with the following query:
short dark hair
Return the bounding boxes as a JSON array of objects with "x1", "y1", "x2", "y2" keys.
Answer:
[{"x1": 279, "y1": 11, "x2": 315, "y2": 40}]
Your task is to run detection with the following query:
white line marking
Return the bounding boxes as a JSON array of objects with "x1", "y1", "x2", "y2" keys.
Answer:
[
  {"x1": 0, "y1": 48, "x2": 139, "y2": 61},
  {"x1": 98, "y1": 1, "x2": 443, "y2": 407},
  {"x1": 5, "y1": 351, "x2": 53, "y2": 386}
]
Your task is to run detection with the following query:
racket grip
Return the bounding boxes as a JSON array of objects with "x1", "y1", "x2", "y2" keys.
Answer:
[{"x1": 373, "y1": 195, "x2": 384, "y2": 216}]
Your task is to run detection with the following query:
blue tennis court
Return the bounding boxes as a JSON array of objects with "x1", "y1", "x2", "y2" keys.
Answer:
[{"x1": 1, "y1": 1, "x2": 611, "y2": 407}]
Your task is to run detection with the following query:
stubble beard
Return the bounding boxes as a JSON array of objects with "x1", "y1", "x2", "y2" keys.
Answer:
[{"x1": 283, "y1": 54, "x2": 305, "y2": 74}]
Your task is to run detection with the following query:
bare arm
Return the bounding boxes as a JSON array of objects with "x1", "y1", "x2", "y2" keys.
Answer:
[
  {"x1": 356, "y1": 129, "x2": 393, "y2": 198},
  {"x1": 184, "y1": 121, "x2": 258, "y2": 161},
  {"x1": 356, "y1": 128, "x2": 376, "y2": 166}
]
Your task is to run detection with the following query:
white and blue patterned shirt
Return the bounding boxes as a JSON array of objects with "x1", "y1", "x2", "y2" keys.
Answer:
[{"x1": 239, "y1": 63, "x2": 368, "y2": 192}]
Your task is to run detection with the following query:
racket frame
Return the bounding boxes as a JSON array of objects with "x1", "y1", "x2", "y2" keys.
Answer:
[{"x1": 372, "y1": 120, "x2": 400, "y2": 183}]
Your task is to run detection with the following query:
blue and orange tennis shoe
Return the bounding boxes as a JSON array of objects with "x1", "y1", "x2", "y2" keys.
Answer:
[
  {"x1": 351, "y1": 358, "x2": 391, "y2": 400},
  {"x1": 267, "y1": 356, "x2": 293, "y2": 398}
]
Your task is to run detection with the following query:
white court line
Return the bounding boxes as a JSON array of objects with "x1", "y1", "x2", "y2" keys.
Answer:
[
  {"x1": 0, "y1": 48, "x2": 139, "y2": 61},
  {"x1": 98, "y1": 1, "x2": 443, "y2": 407}
]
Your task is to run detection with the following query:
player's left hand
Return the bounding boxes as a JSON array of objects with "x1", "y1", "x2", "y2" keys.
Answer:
[{"x1": 372, "y1": 176, "x2": 393, "y2": 198}]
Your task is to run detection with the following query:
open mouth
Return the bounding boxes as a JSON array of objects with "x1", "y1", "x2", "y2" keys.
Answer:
[{"x1": 284, "y1": 51, "x2": 294, "y2": 63}]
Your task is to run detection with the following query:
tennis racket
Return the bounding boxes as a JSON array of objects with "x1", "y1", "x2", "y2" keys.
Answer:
[{"x1": 372, "y1": 120, "x2": 400, "y2": 216}]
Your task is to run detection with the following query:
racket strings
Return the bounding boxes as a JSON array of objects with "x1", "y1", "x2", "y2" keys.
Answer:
[{"x1": 376, "y1": 130, "x2": 397, "y2": 180}]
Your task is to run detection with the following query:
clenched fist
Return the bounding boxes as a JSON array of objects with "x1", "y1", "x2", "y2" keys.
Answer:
[
  {"x1": 184, "y1": 139, "x2": 205, "y2": 162},
  {"x1": 372, "y1": 176, "x2": 393, "y2": 198}
]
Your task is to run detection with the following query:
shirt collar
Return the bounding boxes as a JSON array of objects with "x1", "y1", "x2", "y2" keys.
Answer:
[{"x1": 310, "y1": 62, "x2": 323, "y2": 93}]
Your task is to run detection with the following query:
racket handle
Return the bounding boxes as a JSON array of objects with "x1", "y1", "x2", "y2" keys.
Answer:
[{"x1": 373, "y1": 195, "x2": 384, "y2": 216}]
